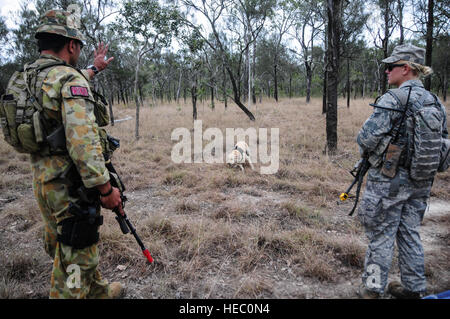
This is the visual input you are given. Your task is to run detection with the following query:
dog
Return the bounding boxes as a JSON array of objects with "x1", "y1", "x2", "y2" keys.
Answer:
[{"x1": 227, "y1": 141, "x2": 255, "y2": 171}]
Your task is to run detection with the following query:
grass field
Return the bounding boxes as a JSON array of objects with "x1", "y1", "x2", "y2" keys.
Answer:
[{"x1": 0, "y1": 96, "x2": 449, "y2": 298}]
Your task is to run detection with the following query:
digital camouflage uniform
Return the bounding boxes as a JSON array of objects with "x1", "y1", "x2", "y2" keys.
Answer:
[
  {"x1": 13, "y1": 9, "x2": 113, "y2": 299},
  {"x1": 357, "y1": 78, "x2": 448, "y2": 295}
]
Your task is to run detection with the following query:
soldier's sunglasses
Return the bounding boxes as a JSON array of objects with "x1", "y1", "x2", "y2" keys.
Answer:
[{"x1": 386, "y1": 64, "x2": 405, "y2": 72}]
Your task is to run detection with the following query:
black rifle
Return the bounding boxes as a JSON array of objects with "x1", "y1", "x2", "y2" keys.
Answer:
[
  {"x1": 105, "y1": 136, "x2": 154, "y2": 263},
  {"x1": 339, "y1": 156, "x2": 370, "y2": 216}
]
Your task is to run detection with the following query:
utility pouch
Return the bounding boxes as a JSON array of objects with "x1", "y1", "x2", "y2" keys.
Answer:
[
  {"x1": 17, "y1": 123, "x2": 40, "y2": 153},
  {"x1": 0, "y1": 95, "x2": 20, "y2": 148},
  {"x1": 92, "y1": 91, "x2": 110, "y2": 127},
  {"x1": 381, "y1": 143, "x2": 403, "y2": 178},
  {"x1": 57, "y1": 202, "x2": 103, "y2": 249}
]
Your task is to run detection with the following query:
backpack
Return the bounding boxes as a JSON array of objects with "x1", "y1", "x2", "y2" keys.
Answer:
[
  {"x1": 387, "y1": 87, "x2": 447, "y2": 181},
  {"x1": 0, "y1": 60, "x2": 111, "y2": 155}
]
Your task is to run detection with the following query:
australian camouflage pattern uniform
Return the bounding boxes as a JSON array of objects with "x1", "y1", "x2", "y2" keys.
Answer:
[
  {"x1": 356, "y1": 44, "x2": 448, "y2": 296},
  {"x1": 8, "y1": 10, "x2": 112, "y2": 298}
]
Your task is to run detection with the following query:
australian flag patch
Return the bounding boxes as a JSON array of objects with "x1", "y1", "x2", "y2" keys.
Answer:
[{"x1": 70, "y1": 86, "x2": 89, "y2": 97}]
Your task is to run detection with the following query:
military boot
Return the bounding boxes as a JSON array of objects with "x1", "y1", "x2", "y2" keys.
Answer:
[
  {"x1": 357, "y1": 284, "x2": 381, "y2": 299},
  {"x1": 108, "y1": 282, "x2": 124, "y2": 299},
  {"x1": 388, "y1": 281, "x2": 423, "y2": 299}
]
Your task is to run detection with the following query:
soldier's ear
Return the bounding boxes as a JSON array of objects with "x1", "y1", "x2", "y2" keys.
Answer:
[
  {"x1": 402, "y1": 64, "x2": 412, "y2": 76},
  {"x1": 67, "y1": 39, "x2": 77, "y2": 54}
]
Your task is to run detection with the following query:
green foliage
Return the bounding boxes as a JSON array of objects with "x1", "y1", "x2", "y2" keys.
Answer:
[
  {"x1": 119, "y1": 0, "x2": 181, "y2": 48},
  {"x1": 0, "y1": 17, "x2": 7, "y2": 43},
  {"x1": 0, "y1": 0, "x2": 447, "y2": 106}
]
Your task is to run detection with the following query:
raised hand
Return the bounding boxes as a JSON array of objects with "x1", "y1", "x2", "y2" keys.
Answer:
[{"x1": 93, "y1": 41, "x2": 114, "y2": 72}]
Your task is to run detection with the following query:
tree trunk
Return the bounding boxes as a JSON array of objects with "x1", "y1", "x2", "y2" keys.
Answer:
[
  {"x1": 118, "y1": 79, "x2": 126, "y2": 105},
  {"x1": 424, "y1": 0, "x2": 434, "y2": 91},
  {"x1": 274, "y1": 63, "x2": 278, "y2": 102},
  {"x1": 192, "y1": 78, "x2": 198, "y2": 120},
  {"x1": 347, "y1": 58, "x2": 350, "y2": 108},
  {"x1": 398, "y1": 0, "x2": 404, "y2": 45},
  {"x1": 252, "y1": 41, "x2": 257, "y2": 104},
  {"x1": 326, "y1": 0, "x2": 341, "y2": 154},
  {"x1": 176, "y1": 71, "x2": 182, "y2": 103},
  {"x1": 247, "y1": 32, "x2": 252, "y2": 110},
  {"x1": 289, "y1": 75, "x2": 292, "y2": 99},
  {"x1": 322, "y1": 69, "x2": 327, "y2": 114},
  {"x1": 225, "y1": 65, "x2": 255, "y2": 120},
  {"x1": 210, "y1": 84, "x2": 215, "y2": 109},
  {"x1": 381, "y1": 0, "x2": 390, "y2": 94},
  {"x1": 222, "y1": 64, "x2": 227, "y2": 109},
  {"x1": 306, "y1": 62, "x2": 312, "y2": 104},
  {"x1": 134, "y1": 61, "x2": 141, "y2": 140},
  {"x1": 322, "y1": 15, "x2": 328, "y2": 114},
  {"x1": 108, "y1": 94, "x2": 115, "y2": 126},
  {"x1": 139, "y1": 85, "x2": 144, "y2": 106}
]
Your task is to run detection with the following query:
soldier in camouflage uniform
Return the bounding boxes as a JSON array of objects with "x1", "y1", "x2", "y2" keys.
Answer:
[
  {"x1": 10, "y1": 9, "x2": 123, "y2": 298},
  {"x1": 356, "y1": 44, "x2": 448, "y2": 299}
]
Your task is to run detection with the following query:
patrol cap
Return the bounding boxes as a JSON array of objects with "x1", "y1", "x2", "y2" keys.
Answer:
[
  {"x1": 382, "y1": 44, "x2": 425, "y2": 65},
  {"x1": 35, "y1": 9, "x2": 86, "y2": 45}
]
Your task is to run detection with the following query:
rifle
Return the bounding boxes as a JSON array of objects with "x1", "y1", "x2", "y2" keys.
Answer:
[
  {"x1": 105, "y1": 135, "x2": 154, "y2": 264},
  {"x1": 339, "y1": 156, "x2": 370, "y2": 216}
]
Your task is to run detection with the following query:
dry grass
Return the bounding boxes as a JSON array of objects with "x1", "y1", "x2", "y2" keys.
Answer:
[{"x1": 0, "y1": 96, "x2": 448, "y2": 298}]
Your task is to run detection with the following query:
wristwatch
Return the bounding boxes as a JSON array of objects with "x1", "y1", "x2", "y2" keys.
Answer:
[{"x1": 87, "y1": 65, "x2": 100, "y2": 75}]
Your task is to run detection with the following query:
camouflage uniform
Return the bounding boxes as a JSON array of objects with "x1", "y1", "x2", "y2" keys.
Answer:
[
  {"x1": 26, "y1": 10, "x2": 111, "y2": 299},
  {"x1": 357, "y1": 78, "x2": 448, "y2": 295}
]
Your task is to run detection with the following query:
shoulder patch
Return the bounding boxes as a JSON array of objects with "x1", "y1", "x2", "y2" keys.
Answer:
[{"x1": 70, "y1": 86, "x2": 89, "y2": 97}]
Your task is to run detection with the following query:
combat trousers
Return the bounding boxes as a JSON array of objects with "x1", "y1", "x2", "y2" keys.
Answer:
[
  {"x1": 33, "y1": 177, "x2": 110, "y2": 299},
  {"x1": 358, "y1": 168, "x2": 431, "y2": 295}
]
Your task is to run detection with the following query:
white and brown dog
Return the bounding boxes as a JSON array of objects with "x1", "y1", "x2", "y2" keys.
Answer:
[{"x1": 227, "y1": 141, "x2": 255, "y2": 171}]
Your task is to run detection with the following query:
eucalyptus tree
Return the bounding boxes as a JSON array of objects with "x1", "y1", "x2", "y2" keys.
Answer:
[
  {"x1": 0, "y1": 16, "x2": 7, "y2": 44},
  {"x1": 289, "y1": 0, "x2": 325, "y2": 104},
  {"x1": 365, "y1": 0, "x2": 398, "y2": 94},
  {"x1": 233, "y1": 0, "x2": 275, "y2": 108},
  {"x1": 267, "y1": 0, "x2": 296, "y2": 103},
  {"x1": 116, "y1": 0, "x2": 181, "y2": 139},
  {"x1": 340, "y1": 0, "x2": 369, "y2": 107},
  {"x1": 254, "y1": 35, "x2": 278, "y2": 99},
  {"x1": 411, "y1": 0, "x2": 449, "y2": 90},
  {"x1": 180, "y1": 0, "x2": 275, "y2": 121},
  {"x1": 0, "y1": 17, "x2": 8, "y2": 66},
  {"x1": 10, "y1": 1, "x2": 41, "y2": 66},
  {"x1": 396, "y1": 0, "x2": 405, "y2": 44},
  {"x1": 432, "y1": 34, "x2": 449, "y2": 101},
  {"x1": 176, "y1": 25, "x2": 208, "y2": 120},
  {"x1": 326, "y1": 0, "x2": 342, "y2": 154}
]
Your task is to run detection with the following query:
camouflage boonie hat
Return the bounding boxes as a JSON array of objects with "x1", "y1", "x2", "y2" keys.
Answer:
[
  {"x1": 382, "y1": 44, "x2": 425, "y2": 65},
  {"x1": 35, "y1": 9, "x2": 85, "y2": 44}
]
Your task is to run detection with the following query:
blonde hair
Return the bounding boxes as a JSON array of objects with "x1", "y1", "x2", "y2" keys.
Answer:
[{"x1": 398, "y1": 60, "x2": 433, "y2": 78}]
